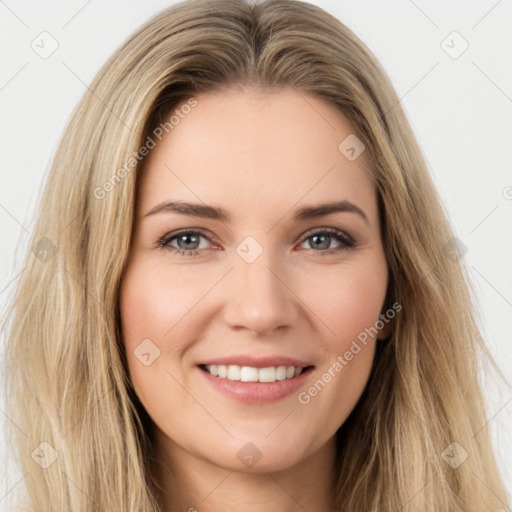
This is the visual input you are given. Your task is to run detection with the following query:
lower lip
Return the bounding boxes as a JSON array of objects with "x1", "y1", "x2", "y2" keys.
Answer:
[{"x1": 197, "y1": 366, "x2": 314, "y2": 403}]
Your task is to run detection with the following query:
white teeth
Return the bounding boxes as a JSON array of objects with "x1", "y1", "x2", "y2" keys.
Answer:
[
  {"x1": 276, "y1": 365, "x2": 287, "y2": 380},
  {"x1": 258, "y1": 367, "x2": 276, "y2": 382},
  {"x1": 227, "y1": 365, "x2": 240, "y2": 380},
  {"x1": 240, "y1": 366, "x2": 259, "y2": 382},
  {"x1": 204, "y1": 364, "x2": 305, "y2": 383}
]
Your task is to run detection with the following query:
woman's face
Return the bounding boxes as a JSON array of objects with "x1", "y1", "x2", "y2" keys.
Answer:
[{"x1": 119, "y1": 86, "x2": 389, "y2": 472}]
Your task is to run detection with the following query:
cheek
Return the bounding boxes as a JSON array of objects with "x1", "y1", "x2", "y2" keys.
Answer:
[
  {"x1": 303, "y1": 259, "x2": 388, "y2": 350},
  {"x1": 294, "y1": 260, "x2": 386, "y2": 416},
  {"x1": 119, "y1": 260, "x2": 213, "y2": 344},
  {"x1": 119, "y1": 259, "x2": 227, "y2": 409},
  {"x1": 119, "y1": 261, "x2": 193, "y2": 399}
]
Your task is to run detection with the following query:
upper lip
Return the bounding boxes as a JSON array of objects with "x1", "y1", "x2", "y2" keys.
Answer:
[{"x1": 197, "y1": 355, "x2": 314, "y2": 369}]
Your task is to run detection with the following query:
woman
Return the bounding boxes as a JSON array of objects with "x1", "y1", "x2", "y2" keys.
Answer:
[{"x1": 3, "y1": 0, "x2": 509, "y2": 510}]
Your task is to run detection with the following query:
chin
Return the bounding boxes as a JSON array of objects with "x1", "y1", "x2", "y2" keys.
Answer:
[{"x1": 202, "y1": 431, "x2": 316, "y2": 473}]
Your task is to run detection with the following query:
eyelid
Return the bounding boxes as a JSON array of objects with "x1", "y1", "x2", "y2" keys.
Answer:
[
  {"x1": 156, "y1": 227, "x2": 222, "y2": 251},
  {"x1": 298, "y1": 226, "x2": 356, "y2": 246}
]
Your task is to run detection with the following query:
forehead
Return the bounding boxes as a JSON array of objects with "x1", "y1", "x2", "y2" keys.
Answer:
[{"x1": 137, "y1": 86, "x2": 376, "y2": 223}]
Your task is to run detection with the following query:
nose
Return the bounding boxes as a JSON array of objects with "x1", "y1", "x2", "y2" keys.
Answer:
[{"x1": 222, "y1": 249, "x2": 300, "y2": 337}]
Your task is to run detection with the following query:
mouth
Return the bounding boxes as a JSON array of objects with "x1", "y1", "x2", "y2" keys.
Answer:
[
  {"x1": 198, "y1": 363, "x2": 314, "y2": 383},
  {"x1": 196, "y1": 363, "x2": 315, "y2": 403}
]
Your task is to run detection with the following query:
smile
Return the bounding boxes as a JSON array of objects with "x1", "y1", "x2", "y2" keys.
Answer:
[
  {"x1": 201, "y1": 364, "x2": 308, "y2": 383},
  {"x1": 197, "y1": 364, "x2": 315, "y2": 403}
]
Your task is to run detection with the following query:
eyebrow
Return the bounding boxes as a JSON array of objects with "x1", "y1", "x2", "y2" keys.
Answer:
[{"x1": 144, "y1": 199, "x2": 369, "y2": 225}]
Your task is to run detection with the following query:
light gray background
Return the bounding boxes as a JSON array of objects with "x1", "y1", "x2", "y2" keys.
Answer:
[{"x1": 1, "y1": 0, "x2": 511, "y2": 508}]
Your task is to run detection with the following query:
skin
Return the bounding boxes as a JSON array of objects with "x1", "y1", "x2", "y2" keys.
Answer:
[{"x1": 119, "y1": 85, "x2": 390, "y2": 512}]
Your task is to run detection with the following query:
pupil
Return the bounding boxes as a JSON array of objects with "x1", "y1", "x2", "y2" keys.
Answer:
[
  {"x1": 312, "y1": 234, "x2": 329, "y2": 250},
  {"x1": 179, "y1": 234, "x2": 199, "y2": 250}
]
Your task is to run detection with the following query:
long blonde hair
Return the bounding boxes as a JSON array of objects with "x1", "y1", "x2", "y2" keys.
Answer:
[{"x1": 2, "y1": 0, "x2": 509, "y2": 510}]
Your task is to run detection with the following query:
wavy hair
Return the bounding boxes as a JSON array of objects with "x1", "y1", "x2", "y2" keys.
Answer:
[{"x1": 2, "y1": 0, "x2": 509, "y2": 510}]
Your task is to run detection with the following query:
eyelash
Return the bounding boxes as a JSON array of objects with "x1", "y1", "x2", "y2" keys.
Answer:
[{"x1": 156, "y1": 227, "x2": 357, "y2": 258}]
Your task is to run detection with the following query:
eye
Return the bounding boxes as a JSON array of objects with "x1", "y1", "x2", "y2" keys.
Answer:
[
  {"x1": 157, "y1": 229, "x2": 215, "y2": 257},
  {"x1": 298, "y1": 227, "x2": 356, "y2": 256},
  {"x1": 156, "y1": 227, "x2": 356, "y2": 258}
]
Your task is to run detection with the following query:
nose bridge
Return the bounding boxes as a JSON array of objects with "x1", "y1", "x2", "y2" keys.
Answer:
[{"x1": 223, "y1": 238, "x2": 297, "y2": 335}]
